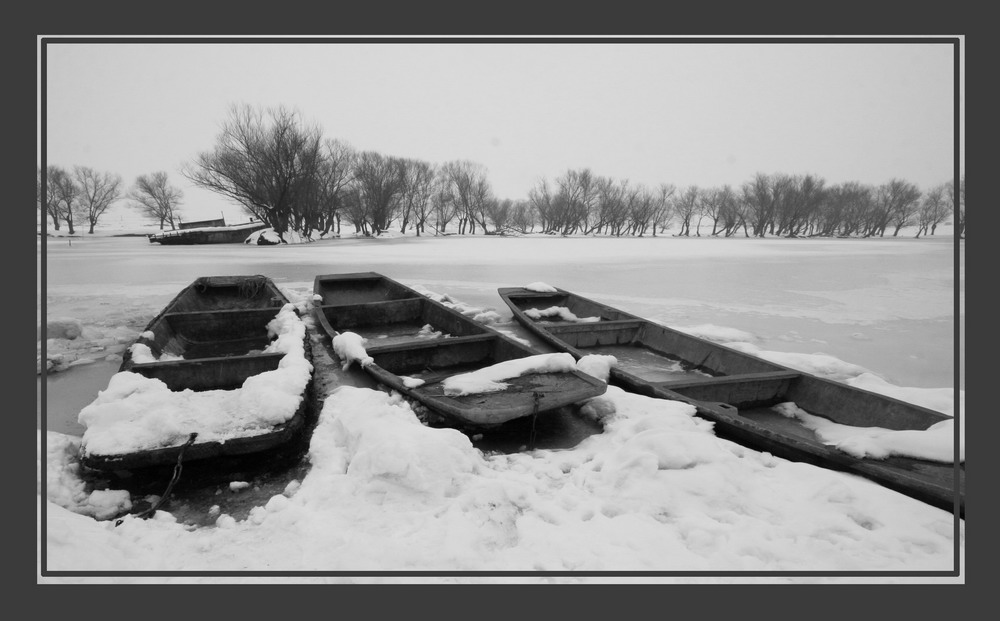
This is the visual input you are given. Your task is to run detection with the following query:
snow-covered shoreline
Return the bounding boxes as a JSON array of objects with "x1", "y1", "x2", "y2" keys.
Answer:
[{"x1": 39, "y1": 229, "x2": 963, "y2": 582}]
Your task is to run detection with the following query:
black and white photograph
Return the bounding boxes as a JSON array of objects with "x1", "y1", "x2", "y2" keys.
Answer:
[{"x1": 37, "y1": 36, "x2": 964, "y2": 582}]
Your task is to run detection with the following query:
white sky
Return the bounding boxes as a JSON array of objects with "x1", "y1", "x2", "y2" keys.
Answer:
[{"x1": 42, "y1": 37, "x2": 963, "y2": 222}]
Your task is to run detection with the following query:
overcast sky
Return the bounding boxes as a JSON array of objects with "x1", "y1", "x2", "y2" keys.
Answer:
[{"x1": 41, "y1": 38, "x2": 963, "y2": 222}]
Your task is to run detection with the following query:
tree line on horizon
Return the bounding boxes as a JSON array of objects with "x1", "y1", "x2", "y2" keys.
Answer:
[{"x1": 39, "y1": 103, "x2": 967, "y2": 241}]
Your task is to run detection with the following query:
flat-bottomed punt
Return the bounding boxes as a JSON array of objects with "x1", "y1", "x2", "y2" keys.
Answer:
[
  {"x1": 499, "y1": 285, "x2": 964, "y2": 516},
  {"x1": 313, "y1": 273, "x2": 607, "y2": 427},
  {"x1": 148, "y1": 220, "x2": 268, "y2": 245},
  {"x1": 78, "y1": 275, "x2": 312, "y2": 473}
]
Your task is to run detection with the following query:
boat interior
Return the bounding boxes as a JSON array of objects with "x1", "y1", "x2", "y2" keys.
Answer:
[
  {"x1": 501, "y1": 288, "x2": 950, "y2": 430},
  {"x1": 123, "y1": 277, "x2": 291, "y2": 392},
  {"x1": 315, "y1": 273, "x2": 547, "y2": 380}
]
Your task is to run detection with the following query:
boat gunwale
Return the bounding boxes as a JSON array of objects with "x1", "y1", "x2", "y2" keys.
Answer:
[{"x1": 79, "y1": 389, "x2": 309, "y2": 471}]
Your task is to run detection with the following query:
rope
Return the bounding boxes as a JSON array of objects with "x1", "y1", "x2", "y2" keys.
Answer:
[
  {"x1": 237, "y1": 276, "x2": 267, "y2": 300},
  {"x1": 115, "y1": 433, "x2": 198, "y2": 527}
]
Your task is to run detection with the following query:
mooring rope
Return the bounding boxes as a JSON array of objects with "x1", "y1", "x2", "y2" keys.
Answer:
[
  {"x1": 237, "y1": 276, "x2": 267, "y2": 300},
  {"x1": 115, "y1": 432, "x2": 198, "y2": 527}
]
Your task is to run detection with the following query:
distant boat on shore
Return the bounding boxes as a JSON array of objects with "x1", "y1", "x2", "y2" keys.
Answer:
[{"x1": 148, "y1": 218, "x2": 268, "y2": 245}]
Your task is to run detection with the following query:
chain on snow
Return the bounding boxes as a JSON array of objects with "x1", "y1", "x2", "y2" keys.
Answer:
[{"x1": 115, "y1": 433, "x2": 198, "y2": 527}]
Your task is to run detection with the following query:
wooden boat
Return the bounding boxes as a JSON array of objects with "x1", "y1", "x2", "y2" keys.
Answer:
[
  {"x1": 148, "y1": 220, "x2": 269, "y2": 245},
  {"x1": 78, "y1": 275, "x2": 312, "y2": 473},
  {"x1": 498, "y1": 285, "x2": 964, "y2": 516},
  {"x1": 313, "y1": 272, "x2": 607, "y2": 427}
]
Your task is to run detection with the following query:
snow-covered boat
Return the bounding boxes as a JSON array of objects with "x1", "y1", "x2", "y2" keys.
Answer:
[
  {"x1": 77, "y1": 275, "x2": 313, "y2": 473},
  {"x1": 147, "y1": 220, "x2": 269, "y2": 244},
  {"x1": 313, "y1": 272, "x2": 607, "y2": 427},
  {"x1": 498, "y1": 284, "x2": 964, "y2": 516}
]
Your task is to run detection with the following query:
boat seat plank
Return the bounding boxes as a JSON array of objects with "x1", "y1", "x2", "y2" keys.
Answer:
[
  {"x1": 651, "y1": 369, "x2": 802, "y2": 390},
  {"x1": 316, "y1": 297, "x2": 422, "y2": 310},
  {"x1": 546, "y1": 319, "x2": 645, "y2": 332},
  {"x1": 364, "y1": 332, "x2": 496, "y2": 354},
  {"x1": 161, "y1": 307, "x2": 285, "y2": 320}
]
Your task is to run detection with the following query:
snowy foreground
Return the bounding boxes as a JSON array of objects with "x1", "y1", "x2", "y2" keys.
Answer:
[{"x1": 39, "y1": 281, "x2": 964, "y2": 583}]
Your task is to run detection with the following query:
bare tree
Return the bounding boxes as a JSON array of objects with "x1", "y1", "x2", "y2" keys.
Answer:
[
  {"x1": 484, "y1": 197, "x2": 515, "y2": 234},
  {"x1": 430, "y1": 174, "x2": 458, "y2": 235},
  {"x1": 741, "y1": 173, "x2": 777, "y2": 237},
  {"x1": 75, "y1": 167, "x2": 122, "y2": 234},
  {"x1": 528, "y1": 177, "x2": 556, "y2": 233},
  {"x1": 398, "y1": 159, "x2": 436, "y2": 236},
  {"x1": 353, "y1": 150, "x2": 405, "y2": 235},
  {"x1": 651, "y1": 183, "x2": 676, "y2": 236},
  {"x1": 596, "y1": 177, "x2": 630, "y2": 236},
  {"x1": 127, "y1": 171, "x2": 184, "y2": 230},
  {"x1": 870, "y1": 179, "x2": 921, "y2": 237},
  {"x1": 441, "y1": 160, "x2": 492, "y2": 235},
  {"x1": 509, "y1": 200, "x2": 535, "y2": 234},
  {"x1": 698, "y1": 186, "x2": 723, "y2": 236},
  {"x1": 555, "y1": 168, "x2": 599, "y2": 234},
  {"x1": 183, "y1": 104, "x2": 324, "y2": 240},
  {"x1": 715, "y1": 185, "x2": 745, "y2": 237},
  {"x1": 48, "y1": 165, "x2": 79, "y2": 234},
  {"x1": 915, "y1": 184, "x2": 951, "y2": 238},
  {"x1": 672, "y1": 186, "x2": 700, "y2": 236},
  {"x1": 40, "y1": 166, "x2": 62, "y2": 231},
  {"x1": 773, "y1": 174, "x2": 826, "y2": 237},
  {"x1": 302, "y1": 139, "x2": 355, "y2": 236},
  {"x1": 340, "y1": 186, "x2": 370, "y2": 236},
  {"x1": 818, "y1": 181, "x2": 872, "y2": 237}
]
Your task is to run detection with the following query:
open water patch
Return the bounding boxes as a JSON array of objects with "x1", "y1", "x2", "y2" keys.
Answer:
[{"x1": 40, "y1": 358, "x2": 120, "y2": 436}]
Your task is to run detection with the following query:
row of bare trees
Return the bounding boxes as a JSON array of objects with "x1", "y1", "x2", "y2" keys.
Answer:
[
  {"x1": 527, "y1": 170, "x2": 676, "y2": 237},
  {"x1": 180, "y1": 104, "x2": 521, "y2": 240},
  {"x1": 40, "y1": 166, "x2": 123, "y2": 234},
  {"x1": 39, "y1": 165, "x2": 184, "y2": 234},
  {"x1": 522, "y1": 171, "x2": 964, "y2": 239},
  {"x1": 41, "y1": 103, "x2": 966, "y2": 241}
]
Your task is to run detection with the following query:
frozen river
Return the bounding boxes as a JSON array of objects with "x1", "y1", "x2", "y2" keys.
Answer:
[{"x1": 38, "y1": 231, "x2": 963, "y2": 434}]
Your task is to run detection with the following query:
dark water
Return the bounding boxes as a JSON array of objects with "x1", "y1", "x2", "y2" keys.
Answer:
[
  {"x1": 40, "y1": 359, "x2": 119, "y2": 436},
  {"x1": 469, "y1": 405, "x2": 604, "y2": 454}
]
